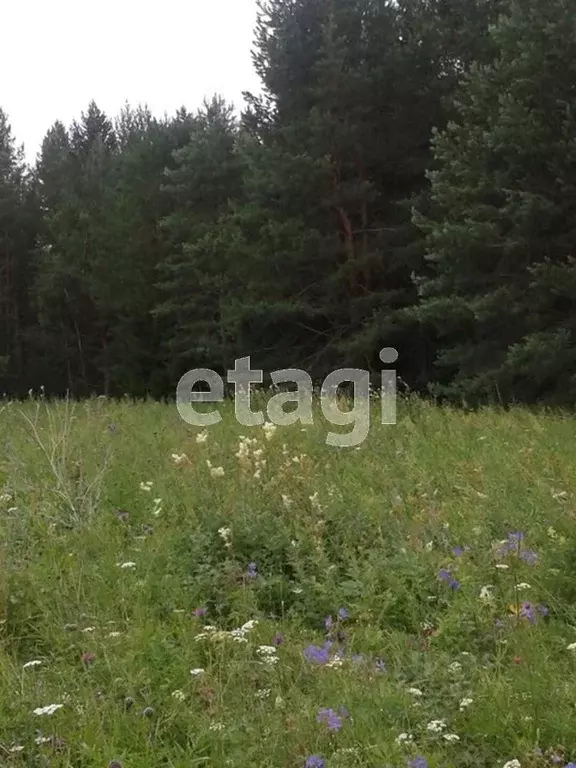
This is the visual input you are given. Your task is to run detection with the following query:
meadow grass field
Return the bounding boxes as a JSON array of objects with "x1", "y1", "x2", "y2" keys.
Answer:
[{"x1": 1, "y1": 395, "x2": 576, "y2": 768}]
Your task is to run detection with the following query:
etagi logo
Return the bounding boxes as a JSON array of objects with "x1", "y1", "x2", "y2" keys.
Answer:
[{"x1": 176, "y1": 347, "x2": 398, "y2": 447}]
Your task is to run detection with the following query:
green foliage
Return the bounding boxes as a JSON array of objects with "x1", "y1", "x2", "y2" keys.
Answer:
[
  {"x1": 1, "y1": 0, "x2": 576, "y2": 405},
  {"x1": 415, "y1": 0, "x2": 576, "y2": 404},
  {"x1": 0, "y1": 399, "x2": 576, "y2": 765}
]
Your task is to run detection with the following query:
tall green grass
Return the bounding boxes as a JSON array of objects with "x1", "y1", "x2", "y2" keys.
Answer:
[{"x1": 0, "y1": 396, "x2": 575, "y2": 767}]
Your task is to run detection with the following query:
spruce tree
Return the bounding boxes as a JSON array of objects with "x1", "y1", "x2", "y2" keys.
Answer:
[{"x1": 415, "y1": 0, "x2": 576, "y2": 404}]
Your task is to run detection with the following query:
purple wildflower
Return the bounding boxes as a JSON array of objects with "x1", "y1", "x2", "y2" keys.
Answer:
[
  {"x1": 520, "y1": 601, "x2": 536, "y2": 625},
  {"x1": 316, "y1": 707, "x2": 343, "y2": 731},
  {"x1": 324, "y1": 615, "x2": 333, "y2": 631},
  {"x1": 247, "y1": 562, "x2": 257, "y2": 579},
  {"x1": 305, "y1": 757, "x2": 325, "y2": 768},
  {"x1": 304, "y1": 642, "x2": 332, "y2": 664},
  {"x1": 192, "y1": 607, "x2": 207, "y2": 618},
  {"x1": 438, "y1": 568, "x2": 460, "y2": 590},
  {"x1": 408, "y1": 757, "x2": 428, "y2": 768},
  {"x1": 272, "y1": 632, "x2": 285, "y2": 646},
  {"x1": 551, "y1": 757, "x2": 563, "y2": 765},
  {"x1": 338, "y1": 607, "x2": 350, "y2": 620},
  {"x1": 451, "y1": 546, "x2": 465, "y2": 556},
  {"x1": 537, "y1": 603, "x2": 549, "y2": 617},
  {"x1": 563, "y1": 763, "x2": 576, "y2": 768},
  {"x1": 520, "y1": 550, "x2": 538, "y2": 566}
]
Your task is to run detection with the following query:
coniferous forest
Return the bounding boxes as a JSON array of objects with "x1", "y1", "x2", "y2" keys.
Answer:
[{"x1": 1, "y1": 0, "x2": 575, "y2": 405}]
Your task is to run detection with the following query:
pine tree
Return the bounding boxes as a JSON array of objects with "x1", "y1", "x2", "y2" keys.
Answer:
[
  {"x1": 156, "y1": 96, "x2": 245, "y2": 377},
  {"x1": 0, "y1": 108, "x2": 38, "y2": 392},
  {"x1": 415, "y1": 0, "x2": 576, "y2": 404},
  {"x1": 233, "y1": 0, "x2": 504, "y2": 382}
]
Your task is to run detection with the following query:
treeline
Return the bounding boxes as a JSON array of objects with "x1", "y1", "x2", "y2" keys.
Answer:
[{"x1": 1, "y1": 0, "x2": 575, "y2": 404}]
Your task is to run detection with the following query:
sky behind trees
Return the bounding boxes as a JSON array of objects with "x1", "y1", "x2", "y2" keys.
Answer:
[{"x1": 2, "y1": 0, "x2": 261, "y2": 161}]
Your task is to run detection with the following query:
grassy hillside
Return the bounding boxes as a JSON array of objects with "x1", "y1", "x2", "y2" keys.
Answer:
[{"x1": 1, "y1": 396, "x2": 575, "y2": 767}]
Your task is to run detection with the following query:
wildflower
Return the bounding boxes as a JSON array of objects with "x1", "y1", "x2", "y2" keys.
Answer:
[
  {"x1": 193, "y1": 607, "x2": 207, "y2": 618},
  {"x1": 81, "y1": 626, "x2": 96, "y2": 632},
  {"x1": 152, "y1": 497, "x2": 163, "y2": 516},
  {"x1": 247, "y1": 562, "x2": 258, "y2": 579},
  {"x1": 305, "y1": 758, "x2": 325, "y2": 768},
  {"x1": 108, "y1": 631, "x2": 122, "y2": 637},
  {"x1": 338, "y1": 607, "x2": 350, "y2": 620},
  {"x1": 519, "y1": 602, "x2": 536, "y2": 625},
  {"x1": 459, "y1": 697, "x2": 473, "y2": 710},
  {"x1": 324, "y1": 615, "x2": 333, "y2": 631},
  {"x1": 190, "y1": 668, "x2": 205, "y2": 676},
  {"x1": 218, "y1": 527, "x2": 232, "y2": 547},
  {"x1": 240, "y1": 619, "x2": 258, "y2": 631},
  {"x1": 439, "y1": 568, "x2": 460, "y2": 590},
  {"x1": 517, "y1": 583, "x2": 531, "y2": 589},
  {"x1": 9, "y1": 745, "x2": 24, "y2": 753},
  {"x1": 257, "y1": 645, "x2": 278, "y2": 665},
  {"x1": 396, "y1": 733, "x2": 414, "y2": 744},
  {"x1": 566, "y1": 642, "x2": 576, "y2": 651},
  {"x1": 255, "y1": 688, "x2": 271, "y2": 699},
  {"x1": 443, "y1": 733, "x2": 460, "y2": 742},
  {"x1": 375, "y1": 659, "x2": 387, "y2": 672},
  {"x1": 81, "y1": 651, "x2": 95, "y2": 665},
  {"x1": 520, "y1": 550, "x2": 538, "y2": 565},
  {"x1": 408, "y1": 757, "x2": 428, "y2": 768},
  {"x1": 281, "y1": 494, "x2": 293, "y2": 508},
  {"x1": 172, "y1": 690, "x2": 186, "y2": 701},
  {"x1": 141, "y1": 707, "x2": 154, "y2": 717},
  {"x1": 23, "y1": 659, "x2": 43, "y2": 668},
  {"x1": 117, "y1": 562, "x2": 136, "y2": 569},
  {"x1": 451, "y1": 546, "x2": 466, "y2": 556},
  {"x1": 304, "y1": 642, "x2": 332, "y2": 664},
  {"x1": 272, "y1": 632, "x2": 285, "y2": 645},
  {"x1": 502, "y1": 760, "x2": 521, "y2": 768},
  {"x1": 426, "y1": 719, "x2": 447, "y2": 733},
  {"x1": 171, "y1": 453, "x2": 188, "y2": 465},
  {"x1": 140, "y1": 481, "x2": 153, "y2": 492},
  {"x1": 262, "y1": 422, "x2": 277, "y2": 440},
  {"x1": 209, "y1": 722, "x2": 225, "y2": 731},
  {"x1": 316, "y1": 707, "x2": 344, "y2": 731},
  {"x1": 33, "y1": 704, "x2": 63, "y2": 716},
  {"x1": 196, "y1": 431, "x2": 208, "y2": 444},
  {"x1": 108, "y1": 762, "x2": 123, "y2": 768},
  {"x1": 210, "y1": 466, "x2": 225, "y2": 478},
  {"x1": 448, "y1": 661, "x2": 462, "y2": 674},
  {"x1": 407, "y1": 687, "x2": 423, "y2": 696},
  {"x1": 496, "y1": 563, "x2": 509, "y2": 570},
  {"x1": 479, "y1": 585, "x2": 494, "y2": 602}
]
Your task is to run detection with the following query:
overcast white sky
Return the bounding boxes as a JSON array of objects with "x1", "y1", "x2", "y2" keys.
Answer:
[{"x1": 2, "y1": 0, "x2": 262, "y2": 163}]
